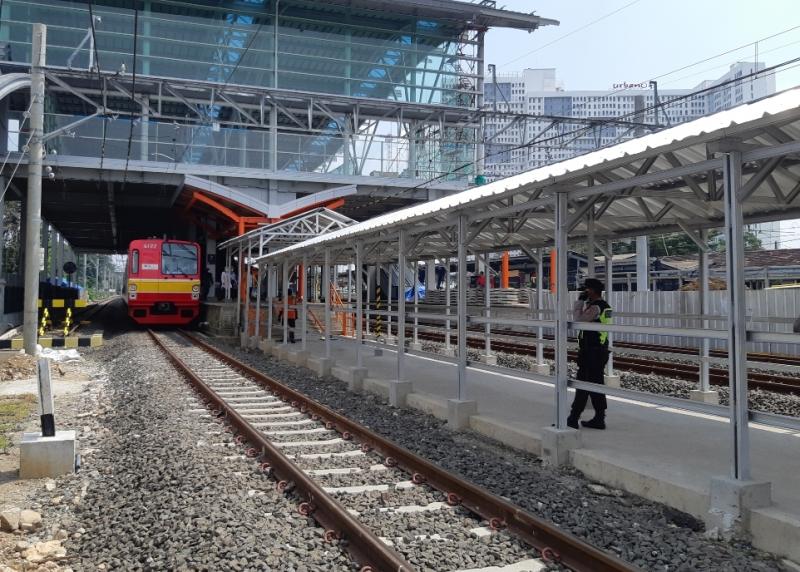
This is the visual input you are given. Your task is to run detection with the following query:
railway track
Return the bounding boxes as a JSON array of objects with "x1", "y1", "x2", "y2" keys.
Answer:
[
  {"x1": 148, "y1": 329, "x2": 637, "y2": 572},
  {"x1": 407, "y1": 329, "x2": 800, "y2": 396}
]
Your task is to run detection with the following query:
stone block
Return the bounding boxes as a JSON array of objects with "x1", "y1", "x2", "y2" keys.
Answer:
[
  {"x1": 479, "y1": 353, "x2": 497, "y2": 366},
  {"x1": 409, "y1": 342, "x2": 423, "y2": 352},
  {"x1": 705, "y1": 476, "x2": 772, "y2": 537},
  {"x1": 20, "y1": 431, "x2": 76, "y2": 480},
  {"x1": 540, "y1": 426, "x2": 581, "y2": 467},
  {"x1": 388, "y1": 380, "x2": 413, "y2": 407},
  {"x1": 446, "y1": 399, "x2": 477, "y2": 430},
  {"x1": 307, "y1": 357, "x2": 334, "y2": 378},
  {"x1": 441, "y1": 347, "x2": 456, "y2": 357},
  {"x1": 286, "y1": 349, "x2": 309, "y2": 367},
  {"x1": 689, "y1": 390, "x2": 719, "y2": 404},
  {"x1": 604, "y1": 374, "x2": 621, "y2": 388}
]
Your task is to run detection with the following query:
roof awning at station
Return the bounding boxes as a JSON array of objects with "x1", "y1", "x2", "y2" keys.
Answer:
[{"x1": 257, "y1": 87, "x2": 800, "y2": 266}]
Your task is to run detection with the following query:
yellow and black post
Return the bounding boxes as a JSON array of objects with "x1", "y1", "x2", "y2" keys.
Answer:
[{"x1": 374, "y1": 285, "x2": 383, "y2": 339}]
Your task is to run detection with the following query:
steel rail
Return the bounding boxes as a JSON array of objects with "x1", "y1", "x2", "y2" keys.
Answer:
[
  {"x1": 147, "y1": 330, "x2": 413, "y2": 572},
  {"x1": 181, "y1": 330, "x2": 639, "y2": 572},
  {"x1": 407, "y1": 329, "x2": 800, "y2": 395}
]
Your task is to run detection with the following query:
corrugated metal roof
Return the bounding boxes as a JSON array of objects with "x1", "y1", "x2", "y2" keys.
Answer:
[{"x1": 258, "y1": 87, "x2": 800, "y2": 265}]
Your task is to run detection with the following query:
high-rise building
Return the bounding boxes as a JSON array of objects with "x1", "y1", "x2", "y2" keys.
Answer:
[
  {"x1": 483, "y1": 63, "x2": 778, "y2": 248},
  {"x1": 484, "y1": 63, "x2": 776, "y2": 179}
]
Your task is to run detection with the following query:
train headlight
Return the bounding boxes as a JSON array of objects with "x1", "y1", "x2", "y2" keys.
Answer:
[
  {"x1": 192, "y1": 284, "x2": 200, "y2": 293},
  {"x1": 128, "y1": 283, "x2": 137, "y2": 292}
]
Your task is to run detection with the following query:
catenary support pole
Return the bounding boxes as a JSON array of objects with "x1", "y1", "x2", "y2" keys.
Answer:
[
  {"x1": 266, "y1": 264, "x2": 274, "y2": 344},
  {"x1": 365, "y1": 263, "x2": 371, "y2": 338},
  {"x1": 554, "y1": 193, "x2": 569, "y2": 428},
  {"x1": 412, "y1": 260, "x2": 419, "y2": 347},
  {"x1": 722, "y1": 151, "x2": 750, "y2": 481},
  {"x1": 445, "y1": 256, "x2": 452, "y2": 353},
  {"x1": 396, "y1": 231, "x2": 406, "y2": 381},
  {"x1": 457, "y1": 215, "x2": 468, "y2": 400},
  {"x1": 636, "y1": 235, "x2": 648, "y2": 292},
  {"x1": 255, "y1": 263, "x2": 262, "y2": 339},
  {"x1": 586, "y1": 213, "x2": 595, "y2": 278},
  {"x1": 301, "y1": 255, "x2": 308, "y2": 351},
  {"x1": 23, "y1": 23, "x2": 46, "y2": 355},
  {"x1": 243, "y1": 241, "x2": 251, "y2": 343},
  {"x1": 386, "y1": 261, "x2": 393, "y2": 340},
  {"x1": 484, "y1": 252, "x2": 492, "y2": 360}
]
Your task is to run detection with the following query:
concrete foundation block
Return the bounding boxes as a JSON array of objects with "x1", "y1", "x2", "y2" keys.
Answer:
[
  {"x1": 388, "y1": 380, "x2": 413, "y2": 407},
  {"x1": 540, "y1": 426, "x2": 581, "y2": 467},
  {"x1": 441, "y1": 347, "x2": 456, "y2": 357},
  {"x1": 409, "y1": 342, "x2": 423, "y2": 352},
  {"x1": 706, "y1": 476, "x2": 772, "y2": 538},
  {"x1": 286, "y1": 349, "x2": 309, "y2": 367},
  {"x1": 446, "y1": 399, "x2": 477, "y2": 430},
  {"x1": 384, "y1": 335, "x2": 397, "y2": 345},
  {"x1": 479, "y1": 353, "x2": 497, "y2": 366},
  {"x1": 689, "y1": 390, "x2": 720, "y2": 404},
  {"x1": 258, "y1": 339, "x2": 274, "y2": 354},
  {"x1": 534, "y1": 363, "x2": 551, "y2": 375},
  {"x1": 307, "y1": 357, "x2": 335, "y2": 378},
  {"x1": 20, "y1": 431, "x2": 76, "y2": 480},
  {"x1": 373, "y1": 348, "x2": 384, "y2": 357},
  {"x1": 604, "y1": 374, "x2": 621, "y2": 388},
  {"x1": 332, "y1": 366, "x2": 367, "y2": 391},
  {"x1": 272, "y1": 345, "x2": 287, "y2": 360}
]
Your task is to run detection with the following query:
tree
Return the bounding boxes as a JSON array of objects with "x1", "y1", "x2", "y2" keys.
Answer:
[{"x1": 612, "y1": 230, "x2": 762, "y2": 257}]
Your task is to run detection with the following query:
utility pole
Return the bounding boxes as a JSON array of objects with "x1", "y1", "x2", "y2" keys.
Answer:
[{"x1": 22, "y1": 24, "x2": 46, "y2": 355}]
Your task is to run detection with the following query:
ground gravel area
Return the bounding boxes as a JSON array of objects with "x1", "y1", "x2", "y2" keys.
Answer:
[
  {"x1": 45, "y1": 331, "x2": 356, "y2": 572},
  {"x1": 210, "y1": 337, "x2": 790, "y2": 572}
]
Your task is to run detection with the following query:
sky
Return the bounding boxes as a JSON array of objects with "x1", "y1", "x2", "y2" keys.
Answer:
[
  {"x1": 485, "y1": 0, "x2": 800, "y2": 92},
  {"x1": 483, "y1": 0, "x2": 800, "y2": 248}
]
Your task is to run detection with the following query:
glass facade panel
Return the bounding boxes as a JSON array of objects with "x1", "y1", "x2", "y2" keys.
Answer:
[{"x1": 0, "y1": 0, "x2": 477, "y2": 105}]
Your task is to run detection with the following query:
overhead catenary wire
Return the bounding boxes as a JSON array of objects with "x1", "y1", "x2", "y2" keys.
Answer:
[{"x1": 355, "y1": 55, "x2": 800, "y2": 214}]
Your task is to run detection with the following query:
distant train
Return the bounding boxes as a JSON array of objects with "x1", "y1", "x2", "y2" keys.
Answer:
[{"x1": 126, "y1": 238, "x2": 201, "y2": 326}]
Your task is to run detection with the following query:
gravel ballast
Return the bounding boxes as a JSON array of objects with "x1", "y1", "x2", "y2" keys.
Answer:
[
  {"x1": 212, "y1": 337, "x2": 789, "y2": 572},
  {"x1": 56, "y1": 331, "x2": 356, "y2": 571}
]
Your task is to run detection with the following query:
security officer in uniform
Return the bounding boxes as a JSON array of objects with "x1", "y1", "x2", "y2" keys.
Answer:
[{"x1": 567, "y1": 278, "x2": 613, "y2": 430}]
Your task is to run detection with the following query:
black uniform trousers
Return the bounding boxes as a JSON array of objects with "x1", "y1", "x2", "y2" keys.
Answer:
[{"x1": 569, "y1": 344, "x2": 609, "y2": 418}]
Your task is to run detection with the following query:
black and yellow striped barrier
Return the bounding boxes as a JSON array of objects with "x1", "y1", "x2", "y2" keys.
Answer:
[
  {"x1": 38, "y1": 299, "x2": 88, "y2": 309},
  {"x1": 0, "y1": 333, "x2": 103, "y2": 350}
]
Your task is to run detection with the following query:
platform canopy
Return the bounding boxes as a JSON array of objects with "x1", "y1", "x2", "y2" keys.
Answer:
[{"x1": 258, "y1": 87, "x2": 800, "y2": 265}]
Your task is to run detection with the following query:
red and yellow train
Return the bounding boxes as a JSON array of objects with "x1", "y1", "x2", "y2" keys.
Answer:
[{"x1": 126, "y1": 238, "x2": 201, "y2": 326}]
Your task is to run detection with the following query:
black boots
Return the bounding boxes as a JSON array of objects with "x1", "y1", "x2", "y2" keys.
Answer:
[
  {"x1": 581, "y1": 412, "x2": 606, "y2": 430},
  {"x1": 567, "y1": 415, "x2": 579, "y2": 430}
]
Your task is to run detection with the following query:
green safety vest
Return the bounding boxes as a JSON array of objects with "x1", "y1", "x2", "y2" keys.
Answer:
[{"x1": 579, "y1": 299, "x2": 613, "y2": 347}]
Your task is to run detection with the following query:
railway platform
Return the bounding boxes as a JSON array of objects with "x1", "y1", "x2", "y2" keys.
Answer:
[{"x1": 263, "y1": 336, "x2": 800, "y2": 562}]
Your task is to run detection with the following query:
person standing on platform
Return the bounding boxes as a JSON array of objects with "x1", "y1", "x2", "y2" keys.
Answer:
[
  {"x1": 567, "y1": 278, "x2": 613, "y2": 430},
  {"x1": 476, "y1": 271, "x2": 486, "y2": 288}
]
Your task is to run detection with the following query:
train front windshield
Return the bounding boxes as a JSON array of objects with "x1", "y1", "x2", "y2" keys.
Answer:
[{"x1": 162, "y1": 243, "x2": 198, "y2": 275}]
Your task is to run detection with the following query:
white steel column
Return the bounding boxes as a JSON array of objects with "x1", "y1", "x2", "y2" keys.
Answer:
[
  {"x1": 412, "y1": 260, "x2": 420, "y2": 349},
  {"x1": 586, "y1": 214, "x2": 595, "y2": 278},
  {"x1": 483, "y1": 252, "x2": 493, "y2": 363},
  {"x1": 266, "y1": 264, "x2": 274, "y2": 344},
  {"x1": 536, "y1": 249, "x2": 545, "y2": 368},
  {"x1": 396, "y1": 231, "x2": 406, "y2": 381},
  {"x1": 554, "y1": 193, "x2": 570, "y2": 428},
  {"x1": 243, "y1": 240, "x2": 251, "y2": 344},
  {"x1": 456, "y1": 215, "x2": 468, "y2": 400},
  {"x1": 355, "y1": 243, "x2": 363, "y2": 367},
  {"x1": 255, "y1": 264, "x2": 262, "y2": 339},
  {"x1": 444, "y1": 257, "x2": 453, "y2": 355},
  {"x1": 386, "y1": 262, "x2": 393, "y2": 341},
  {"x1": 699, "y1": 231, "x2": 711, "y2": 392},
  {"x1": 636, "y1": 235, "x2": 648, "y2": 291},
  {"x1": 365, "y1": 264, "x2": 372, "y2": 338},
  {"x1": 722, "y1": 151, "x2": 750, "y2": 481},
  {"x1": 605, "y1": 240, "x2": 616, "y2": 378},
  {"x1": 301, "y1": 254, "x2": 308, "y2": 351},
  {"x1": 324, "y1": 249, "x2": 331, "y2": 359},
  {"x1": 282, "y1": 261, "x2": 289, "y2": 345}
]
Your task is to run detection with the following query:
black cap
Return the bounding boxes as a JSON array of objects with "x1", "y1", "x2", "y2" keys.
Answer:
[{"x1": 583, "y1": 278, "x2": 604, "y2": 294}]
